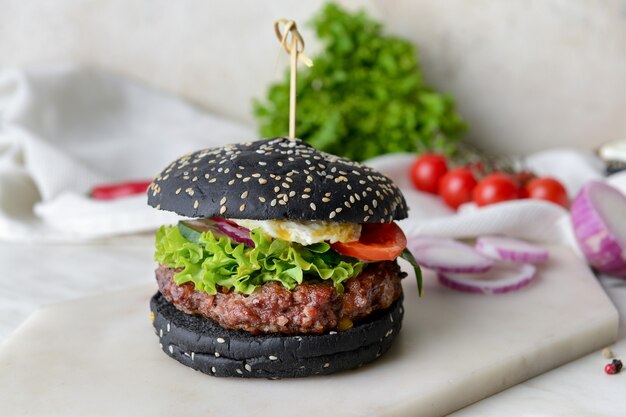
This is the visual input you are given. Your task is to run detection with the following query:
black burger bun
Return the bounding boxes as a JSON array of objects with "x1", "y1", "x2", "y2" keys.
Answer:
[
  {"x1": 151, "y1": 292, "x2": 404, "y2": 378},
  {"x1": 148, "y1": 137, "x2": 408, "y2": 223}
]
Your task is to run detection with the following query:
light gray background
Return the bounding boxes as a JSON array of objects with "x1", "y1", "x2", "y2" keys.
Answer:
[{"x1": 2, "y1": 0, "x2": 625, "y2": 154}]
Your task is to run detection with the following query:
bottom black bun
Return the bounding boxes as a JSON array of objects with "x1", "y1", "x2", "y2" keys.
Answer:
[{"x1": 150, "y1": 292, "x2": 404, "y2": 378}]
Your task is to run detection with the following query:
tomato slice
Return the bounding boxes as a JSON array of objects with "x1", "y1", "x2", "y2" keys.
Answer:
[{"x1": 331, "y1": 222, "x2": 407, "y2": 261}]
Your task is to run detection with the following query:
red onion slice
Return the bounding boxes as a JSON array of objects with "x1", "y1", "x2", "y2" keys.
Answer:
[
  {"x1": 475, "y1": 236, "x2": 549, "y2": 264},
  {"x1": 438, "y1": 262, "x2": 537, "y2": 294},
  {"x1": 212, "y1": 218, "x2": 255, "y2": 247},
  {"x1": 408, "y1": 237, "x2": 494, "y2": 273},
  {"x1": 571, "y1": 181, "x2": 626, "y2": 277}
]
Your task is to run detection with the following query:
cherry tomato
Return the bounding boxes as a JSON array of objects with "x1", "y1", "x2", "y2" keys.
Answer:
[
  {"x1": 331, "y1": 222, "x2": 407, "y2": 261},
  {"x1": 512, "y1": 170, "x2": 537, "y2": 198},
  {"x1": 409, "y1": 154, "x2": 448, "y2": 194},
  {"x1": 438, "y1": 168, "x2": 477, "y2": 209},
  {"x1": 473, "y1": 173, "x2": 519, "y2": 207},
  {"x1": 526, "y1": 177, "x2": 569, "y2": 208}
]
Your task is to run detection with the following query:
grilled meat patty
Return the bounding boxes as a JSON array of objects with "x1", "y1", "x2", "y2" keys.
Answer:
[{"x1": 156, "y1": 261, "x2": 405, "y2": 335}]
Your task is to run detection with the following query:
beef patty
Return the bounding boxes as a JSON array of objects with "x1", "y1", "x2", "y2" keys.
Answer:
[{"x1": 156, "y1": 261, "x2": 405, "y2": 335}]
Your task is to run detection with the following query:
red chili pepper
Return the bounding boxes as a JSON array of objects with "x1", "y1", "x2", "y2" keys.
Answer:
[{"x1": 90, "y1": 180, "x2": 153, "y2": 200}]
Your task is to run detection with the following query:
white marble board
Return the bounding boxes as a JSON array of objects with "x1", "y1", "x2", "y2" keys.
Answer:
[{"x1": 0, "y1": 245, "x2": 618, "y2": 417}]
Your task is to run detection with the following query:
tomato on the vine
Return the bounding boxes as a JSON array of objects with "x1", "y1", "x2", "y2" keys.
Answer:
[
  {"x1": 473, "y1": 173, "x2": 519, "y2": 207},
  {"x1": 512, "y1": 170, "x2": 537, "y2": 198},
  {"x1": 526, "y1": 177, "x2": 569, "y2": 208},
  {"x1": 438, "y1": 168, "x2": 477, "y2": 209},
  {"x1": 331, "y1": 222, "x2": 407, "y2": 261},
  {"x1": 409, "y1": 154, "x2": 448, "y2": 194}
]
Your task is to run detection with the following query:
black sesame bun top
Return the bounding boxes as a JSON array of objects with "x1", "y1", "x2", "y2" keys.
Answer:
[{"x1": 148, "y1": 137, "x2": 408, "y2": 223}]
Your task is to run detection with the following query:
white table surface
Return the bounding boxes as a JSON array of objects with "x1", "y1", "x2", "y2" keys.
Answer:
[{"x1": 1, "y1": 236, "x2": 625, "y2": 416}]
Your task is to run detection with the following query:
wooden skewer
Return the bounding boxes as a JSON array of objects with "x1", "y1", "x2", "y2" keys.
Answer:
[{"x1": 274, "y1": 19, "x2": 313, "y2": 140}]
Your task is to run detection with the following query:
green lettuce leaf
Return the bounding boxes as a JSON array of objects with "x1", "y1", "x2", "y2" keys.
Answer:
[
  {"x1": 154, "y1": 225, "x2": 364, "y2": 295},
  {"x1": 400, "y1": 248, "x2": 423, "y2": 296}
]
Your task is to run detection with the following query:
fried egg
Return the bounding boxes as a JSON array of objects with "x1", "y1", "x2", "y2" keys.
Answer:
[{"x1": 232, "y1": 219, "x2": 361, "y2": 246}]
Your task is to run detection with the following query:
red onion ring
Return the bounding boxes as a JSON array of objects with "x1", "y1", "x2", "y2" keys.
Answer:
[
  {"x1": 475, "y1": 236, "x2": 549, "y2": 264},
  {"x1": 571, "y1": 181, "x2": 626, "y2": 277},
  {"x1": 438, "y1": 262, "x2": 537, "y2": 294},
  {"x1": 212, "y1": 218, "x2": 255, "y2": 247},
  {"x1": 408, "y1": 237, "x2": 494, "y2": 273}
]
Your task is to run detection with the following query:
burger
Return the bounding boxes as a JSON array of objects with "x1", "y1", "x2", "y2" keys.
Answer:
[{"x1": 147, "y1": 137, "x2": 421, "y2": 378}]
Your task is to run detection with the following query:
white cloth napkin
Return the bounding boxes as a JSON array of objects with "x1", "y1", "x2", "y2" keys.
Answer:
[
  {"x1": 0, "y1": 64, "x2": 254, "y2": 242},
  {"x1": 365, "y1": 151, "x2": 625, "y2": 257}
]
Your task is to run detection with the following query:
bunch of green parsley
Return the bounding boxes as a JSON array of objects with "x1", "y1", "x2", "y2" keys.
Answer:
[{"x1": 254, "y1": 3, "x2": 466, "y2": 161}]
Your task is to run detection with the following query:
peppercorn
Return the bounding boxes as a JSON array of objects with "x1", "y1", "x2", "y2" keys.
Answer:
[
  {"x1": 605, "y1": 363, "x2": 617, "y2": 375},
  {"x1": 605, "y1": 359, "x2": 623, "y2": 375}
]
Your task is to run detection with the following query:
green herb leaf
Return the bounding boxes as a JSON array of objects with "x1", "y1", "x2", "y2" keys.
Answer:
[
  {"x1": 154, "y1": 224, "x2": 364, "y2": 295},
  {"x1": 400, "y1": 247, "x2": 423, "y2": 296},
  {"x1": 254, "y1": 2, "x2": 467, "y2": 161}
]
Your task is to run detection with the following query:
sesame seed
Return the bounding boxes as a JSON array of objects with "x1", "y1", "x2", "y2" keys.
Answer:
[
  {"x1": 335, "y1": 207, "x2": 342, "y2": 213},
  {"x1": 364, "y1": 205, "x2": 369, "y2": 211},
  {"x1": 236, "y1": 369, "x2": 243, "y2": 375},
  {"x1": 215, "y1": 352, "x2": 220, "y2": 357},
  {"x1": 239, "y1": 203, "x2": 246, "y2": 211},
  {"x1": 220, "y1": 197, "x2": 227, "y2": 205},
  {"x1": 168, "y1": 345, "x2": 174, "y2": 354},
  {"x1": 241, "y1": 191, "x2": 248, "y2": 199},
  {"x1": 258, "y1": 197, "x2": 266, "y2": 202},
  {"x1": 194, "y1": 200, "x2": 199, "y2": 209},
  {"x1": 209, "y1": 178, "x2": 217, "y2": 183},
  {"x1": 258, "y1": 178, "x2": 267, "y2": 184},
  {"x1": 277, "y1": 161, "x2": 283, "y2": 167},
  {"x1": 245, "y1": 364, "x2": 252, "y2": 372},
  {"x1": 329, "y1": 212, "x2": 336, "y2": 219},
  {"x1": 228, "y1": 179, "x2": 235, "y2": 185},
  {"x1": 274, "y1": 186, "x2": 280, "y2": 193},
  {"x1": 278, "y1": 200, "x2": 287, "y2": 205},
  {"x1": 322, "y1": 197, "x2": 330, "y2": 203},
  {"x1": 217, "y1": 337, "x2": 225, "y2": 344},
  {"x1": 269, "y1": 355, "x2": 278, "y2": 360},
  {"x1": 175, "y1": 188, "x2": 182, "y2": 195},
  {"x1": 344, "y1": 202, "x2": 351, "y2": 208},
  {"x1": 220, "y1": 206, "x2": 226, "y2": 214},
  {"x1": 211, "y1": 366, "x2": 216, "y2": 373},
  {"x1": 364, "y1": 216, "x2": 370, "y2": 222},
  {"x1": 289, "y1": 191, "x2": 295, "y2": 197},
  {"x1": 243, "y1": 177, "x2": 250, "y2": 182},
  {"x1": 191, "y1": 352, "x2": 195, "y2": 361},
  {"x1": 271, "y1": 199, "x2": 277, "y2": 207},
  {"x1": 372, "y1": 200, "x2": 378, "y2": 208},
  {"x1": 282, "y1": 182, "x2": 290, "y2": 188},
  {"x1": 310, "y1": 202, "x2": 317, "y2": 211},
  {"x1": 304, "y1": 188, "x2": 311, "y2": 192},
  {"x1": 302, "y1": 194, "x2": 310, "y2": 199},
  {"x1": 323, "y1": 363, "x2": 330, "y2": 368}
]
